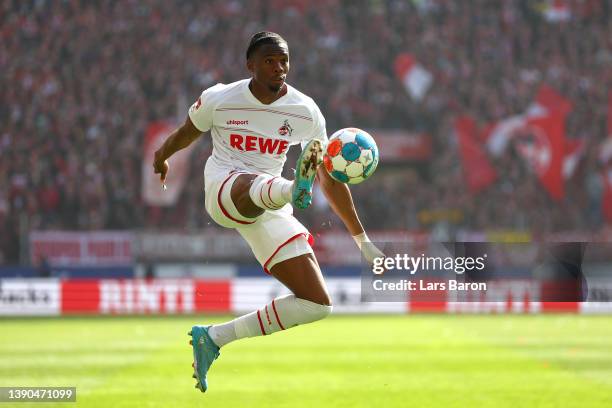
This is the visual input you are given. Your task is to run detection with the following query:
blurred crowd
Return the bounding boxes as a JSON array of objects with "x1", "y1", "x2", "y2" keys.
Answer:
[{"x1": 1, "y1": 0, "x2": 610, "y2": 263}]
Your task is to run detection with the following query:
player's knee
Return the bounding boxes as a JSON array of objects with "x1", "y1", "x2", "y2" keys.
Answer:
[
  {"x1": 297, "y1": 290, "x2": 332, "y2": 307},
  {"x1": 319, "y1": 293, "x2": 333, "y2": 307},
  {"x1": 231, "y1": 174, "x2": 256, "y2": 196},
  {"x1": 295, "y1": 297, "x2": 333, "y2": 322}
]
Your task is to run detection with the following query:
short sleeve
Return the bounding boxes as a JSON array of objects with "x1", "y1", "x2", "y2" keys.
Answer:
[
  {"x1": 301, "y1": 100, "x2": 328, "y2": 149},
  {"x1": 188, "y1": 89, "x2": 214, "y2": 132}
]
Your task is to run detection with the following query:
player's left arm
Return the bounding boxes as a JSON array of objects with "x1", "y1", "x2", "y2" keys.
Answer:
[{"x1": 317, "y1": 166, "x2": 384, "y2": 263}]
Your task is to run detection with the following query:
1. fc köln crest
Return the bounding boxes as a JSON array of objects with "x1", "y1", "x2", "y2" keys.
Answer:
[
  {"x1": 278, "y1": 119, "x2": 293, "y2": 137},
  {"x1": 514, "y1": 123, "x2": 552, "y2": 176}
]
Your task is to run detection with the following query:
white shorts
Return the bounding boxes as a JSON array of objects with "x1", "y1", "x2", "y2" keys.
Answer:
[{"x1": 204, "y1": 169, "x2": 314, "y2": 274}]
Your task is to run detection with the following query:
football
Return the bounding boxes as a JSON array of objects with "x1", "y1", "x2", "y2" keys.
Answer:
[{"x1": 323, "y1": 128, "x2": 379, "y2": 184}]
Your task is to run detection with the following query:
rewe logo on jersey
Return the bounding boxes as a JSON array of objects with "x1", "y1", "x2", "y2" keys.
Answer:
[{"x1": 230, "y1": 134, "x2": 289, "y2": 155}]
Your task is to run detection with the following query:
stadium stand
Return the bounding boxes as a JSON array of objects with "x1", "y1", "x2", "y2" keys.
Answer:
[{"x1": 1, "y1": 0, "x2": 610, "y2": 264}]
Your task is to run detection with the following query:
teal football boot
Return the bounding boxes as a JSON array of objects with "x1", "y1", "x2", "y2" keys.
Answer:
[
  {"x1": 292, "y1": 139, "x2": 323, "y2": 209},
  {"x1": 189, "y1": 326, "x2": 220, "y2": 393}
]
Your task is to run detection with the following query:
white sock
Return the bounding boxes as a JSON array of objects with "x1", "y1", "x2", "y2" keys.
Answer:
[
  {"x1": 248, "y1": 175, "x2": 293, "y2": 210},
  {"x1": 207, "y1": 294, "x2": 332, "y2": 348},
  {"x1": 207, "y1": 321, "x2": 237, "y2": 348}
]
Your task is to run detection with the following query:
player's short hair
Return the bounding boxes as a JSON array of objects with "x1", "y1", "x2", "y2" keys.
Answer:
[{"x1": 246, "y1": 31, "x2": 288, "y2": 60}]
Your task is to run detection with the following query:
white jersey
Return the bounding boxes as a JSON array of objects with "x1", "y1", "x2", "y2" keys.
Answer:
[{"x1": 189, "y1": 79, "x2": 327, "y2": 177}]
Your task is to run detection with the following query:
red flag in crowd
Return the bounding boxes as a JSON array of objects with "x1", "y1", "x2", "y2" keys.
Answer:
[
  {"x1": 483, "y1": 84, "x2": 573, "y2": 200},
  {"x1": 142, "y1": 121, "x2": 195, "y2": 206},
  {"x1": 454, "y1": 116, "x2": 497, "y2": 194},
  {"x1": 394, "y1": 53, "x2": 433, "y2": 101},
  {"x1": 531, "y1": 84, "x2": 573, "y2": 116},
  {"x1": 562, "y1": 138, "x2": 585, "y2": 179},
  {"x1": 530, "y1": 84, "x2": 574, "y2": 192},
  {"x1": 514, "y1": 114, "x2": 566, "y2": 201},
  {"x1": 484, "y1": 115, "x2": 526, "y2": 157},
  {"x1": 488, "y1": 84, "x2": 573, "y2": 157}
]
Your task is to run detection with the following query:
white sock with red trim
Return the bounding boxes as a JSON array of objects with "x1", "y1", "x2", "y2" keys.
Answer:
[
  {"x1": 248, "y1": 174, "x2": 293, "y2": 210},
  {"x1": 207, "y1": 294, "x2": 332, "y2": 348}
]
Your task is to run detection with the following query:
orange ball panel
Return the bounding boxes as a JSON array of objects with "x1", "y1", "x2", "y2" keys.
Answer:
[
  {"x1": 323, "y1": 154, "x2": 334, "y2": 172},
  {"x1": 327, "y1": 139, "x2": 342, "y2": 156}
]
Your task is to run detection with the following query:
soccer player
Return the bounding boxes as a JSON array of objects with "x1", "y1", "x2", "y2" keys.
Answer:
[{"x1": 153, "y1": 32, "x2": 383, "y2": 393}]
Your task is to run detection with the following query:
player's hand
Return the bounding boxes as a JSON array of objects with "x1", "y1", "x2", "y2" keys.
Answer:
[
  {"x1": 360, "y1": 240, "x2": 386, "y2": 264},
  {"x1": 352, "y1": 232, "x2": 386, "y2": 265},
  {"x1": 153, "y1": 150, "x2": 169, "y2": 183}
]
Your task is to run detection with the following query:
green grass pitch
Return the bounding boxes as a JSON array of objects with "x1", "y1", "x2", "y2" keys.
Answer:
[{"x1": 1, "y1": 315, "x2": 611, "y2": 407}]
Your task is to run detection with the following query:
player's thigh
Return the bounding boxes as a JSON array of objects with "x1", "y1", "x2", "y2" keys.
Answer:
[
  {"x1": 235, "y1": 209, "x2": 330, "y2": 304},
  {"x1": 270, "y1": 253, "x2": 331, "y2": 306},
  {"x1": 236, "y1": 209, "x2": 310, "y2": 271},
  {"x1": 205, "y1": 171, "x2": 260, "y2": 228}
]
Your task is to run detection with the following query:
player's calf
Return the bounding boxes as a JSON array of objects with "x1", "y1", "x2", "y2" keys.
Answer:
[
  {"x1": 245, "y1": 294, "x2": 332, "y2": 336},
  {"x1": 207, "y1": 294, "x2": 332, "y2": 348}
]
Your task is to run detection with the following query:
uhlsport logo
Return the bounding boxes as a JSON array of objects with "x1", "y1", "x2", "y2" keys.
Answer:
[
  {"x1": 278, "y1": 119, "x2": 293, "y2": 137},
  {"x1": 226, "y1": 119, "x2": 249, "y2": 126}
]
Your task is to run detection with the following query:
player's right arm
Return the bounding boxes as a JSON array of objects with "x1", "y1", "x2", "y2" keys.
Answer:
[
  {"x1": 153, "y1": 87, "x2": 215, "y2": 182},
  {"x1": 152, "y1": 116, "x2": 202, "y2": 183}
]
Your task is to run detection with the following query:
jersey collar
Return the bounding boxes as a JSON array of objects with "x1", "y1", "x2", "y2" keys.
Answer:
[{"x1": 243, "y1": 79, "x2": 291, "y2": 106}]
